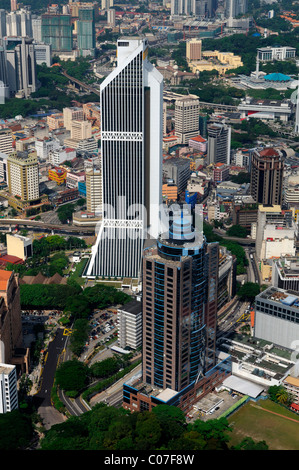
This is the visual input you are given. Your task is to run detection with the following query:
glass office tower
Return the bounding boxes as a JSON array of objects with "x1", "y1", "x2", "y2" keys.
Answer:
[
  {"x1": 142, "y1": 215, "x2": 219, "y2": 392},
  {"x1": 86, "y1": 37, "x2": 163, "y2": 279}
]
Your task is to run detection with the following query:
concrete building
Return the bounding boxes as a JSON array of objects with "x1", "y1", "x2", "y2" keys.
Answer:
[
  {"x1": 77, "y1": 5, "x2": 95, "y2": 57},
  {"x1": 226, "y1": 0, "x2": 248, "y2": 18},
  {"x1": 0, "y1": 10, "x2": 6, "y2": 38},
  {"x1": 255, "y1": 205, "x2": 296, "y2": 262},
  {"x1": 66, "y1": 171, "x2": 85, "y2": 190},
  {"x1": 0, "y1": 153, "x2": 8, "y2": 183},
  {"x1": 6, "y1": 9, "x2": 32, "y2": 37},
  {"x1": 35, "y1": 138, "x2": 60, "y2": 160},
  {"x1": 250, "y1": 147, "x2": 283, "y2": 206},
  {"x1": 188, "y1": 51, "x2": 243, "y2": 75},
  {"x1": 5, "y1": 37, "x2": 37, "y2": 99},
  {"x1": 0, "y1": 129, "x2": 13, "y2": 155},
  {"x1": 63, "y1": 107, "x2": 84, "y2": 131},
  {"x1": 272, "y1": 257, "x2": 299, "y2": 293},
  {"x1": 0, "y1": 363, "x2": 18, "y2": 414},
  {"x1": 71, "y1": 120, "x2": 92, "y2": 141},
  {"x1": 86, "y1": 167, "x2": 102, "y2": 215},
  {"x1": 213, "y1": 163, "x2": 230, "y2": 183},
  {"x1": 6, "y1": 233, "x2": 33, "y2": 261},
  {"x1": 257, "y1": 46, "x2": 296, "y2": 62},
  {"x1": 117, "y1": 300, "x2": 142, "y2": 350},
  {"x1": 254, "y1": 286, "x2": 299, "y2": 352},
  {"x1": 207, "y1": 123, "x2": 231, "y2": 165},
  {"x1": 186, "y1": 38, "x2": 202, "y2": 61},
  {"x1": 7, "y1": 150, "x2": 40, "y2": 202},
  {"x1": 175, "y1": 97, "x2": 200, "y2": 144},
  {"x1": 188, "y1": 135, "x2": 207, "y2": 153},
  {"x1": 48, "y1": 147, "x2": 76, "y2": 166},
  {"x1": 163, "y1": 157, "x2": 191, "y2": 193},
  {"x1": 32, "y1": 16, "x2": 42, "y2": 42},
  {"x1": 41, "y1": 13, "x2": 73, "y2": 52},
  {"x1": 34, "y1": 43, "x2": 51, "y2": 66},
  {"x1": 238, "y1": 97, "x2": 292, "y2": 121}
]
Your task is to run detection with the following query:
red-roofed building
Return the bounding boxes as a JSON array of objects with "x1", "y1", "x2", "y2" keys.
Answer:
[
  {"x1": 188, "y1": 135, "x2": 207, "y2": 153},
  {"x1": 0, "y1": 255, "x2": 24, "y2": 267}
]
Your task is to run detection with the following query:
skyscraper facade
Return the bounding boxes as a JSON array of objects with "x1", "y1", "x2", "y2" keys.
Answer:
[
  {"x1": 77, "y1": 6, "x2": 95, "y2": 57},
  {"x1": 122, "y1": 215, "x2": 231, "y2": 413},
  {"x1": 141, "y1": 216, "x2": 219, "y2": 392},
  {"x1": 86, "y1": 37, "x2": 163, "y2": 279},
  {"x1": 175, "y1": 97, "x2": 200, "y2": 144},
  {"x1": 5, "y1": 37, "x2": 37, "y2": 98},
  {"x1": 250, "y1": 147, "x2": 284, "y2": 206},
  {"x1": 41, "y1": 13, "x2": 72, "y2": 52},
  {"x1": 207, "y1": 123, "x2": 231, "y2": 165}
]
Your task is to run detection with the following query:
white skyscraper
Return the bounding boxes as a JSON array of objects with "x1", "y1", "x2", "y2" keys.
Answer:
[{"x1": 86, "y1": 37, "x2": 163, "y2": 279}]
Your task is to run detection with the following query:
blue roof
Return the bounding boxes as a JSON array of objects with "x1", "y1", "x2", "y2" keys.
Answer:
[{"x1": 264, "y1": 72, "x2": 291, "y2": 82}]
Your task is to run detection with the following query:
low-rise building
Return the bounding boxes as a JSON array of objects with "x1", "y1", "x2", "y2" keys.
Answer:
[{"x1": 6, "y1": 233, "x2": 33, "y2": 261}]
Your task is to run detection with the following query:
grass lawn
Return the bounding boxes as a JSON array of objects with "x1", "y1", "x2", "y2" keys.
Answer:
[{"x1": 228, "y1": 399, "x2": 299, "y2": 450}]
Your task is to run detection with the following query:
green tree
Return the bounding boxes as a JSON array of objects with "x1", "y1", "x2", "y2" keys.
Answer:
[
  {"x1": 226, "y1": 224, "x2": 248, "y2": 238},
  {"x1": 231, "y1": 437, "x2": 268, "y2": 450},
  {"x1": 237, "y1": 282, "x2": 260, "y2": 302},
  {"x1": 55, "y1": 360, "x2": 89, "y2": 394},
  {"x1": 0, "y1": 410, "x2": 34, "y2": 450}
]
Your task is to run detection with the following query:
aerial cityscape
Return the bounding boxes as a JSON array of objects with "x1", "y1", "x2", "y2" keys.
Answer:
[{"x1": 1, "y1": 0, "x2": 299, "y2": 454}]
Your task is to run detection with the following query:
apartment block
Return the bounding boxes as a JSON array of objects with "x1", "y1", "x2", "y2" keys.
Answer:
[
  {"x1": 0, "y1": 364, "x2": 18, "y2": 414},
  {"x1": 175, "y1": 97, "x2": 200, "y2": 144},
  {"x1": 86, "y1": 168, "x2": 102, "y2": 215},
  {"x1": 63, "y1": 107, "x2": 84, "y2": 131},
  {"x1": 117, "y1": 300, "x2": 142, "y2": 350},
  {"x1": 7, "y1": 150, "x2": 39, "y2": 202},
  {"x1": 0, "y1": 129, "x2": 13, "y2": 155}
]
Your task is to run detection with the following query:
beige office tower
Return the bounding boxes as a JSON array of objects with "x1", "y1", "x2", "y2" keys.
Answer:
[
  {"x1": 0, "y1": 129, "x2": 13, "y2": 154},
  {"x1": 175, "y1": 96, "x2": 200, "y2": 144},
  {"x1": 71, "y1": 120, "x2": 92, "y2": 140},
  {"x1": 186, "y1": 38, "x2": 202, "y2": 61},
  {"x1": 63, "y1": 106, "x2": 84, "y2": 131},
  {"x1": 7, "y1": 150, "x2": 39, "y2": 202},
  {"x1": 86, "y1": 167, "x2": 102, "y2": 215}
]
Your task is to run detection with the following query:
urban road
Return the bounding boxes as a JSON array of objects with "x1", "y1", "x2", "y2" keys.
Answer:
[{"x1": 0, "y1": 218, "x2": 95, "y2": 235}]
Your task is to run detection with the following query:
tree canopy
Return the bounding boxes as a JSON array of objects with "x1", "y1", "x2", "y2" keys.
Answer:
[{"x1": 39, "y1": 403, "x2": 268, "y2": 451}]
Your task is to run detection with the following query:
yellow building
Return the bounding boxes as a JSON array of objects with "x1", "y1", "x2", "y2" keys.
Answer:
[
  {"x1": 6, "y1": 233, "x2": 33, "y2": 261},
  {"x1": 86, "y1": 168, "x2": 102, "y2": 215},
  {"x1": 7, "y1": 150, "x2": 39, "y2": 202},
  {"x1": 186, "y1": 38, "x2": 202, "y2": 61},
  {"x1": 188, "y1": 50, "x2": 243, "y2": 75},
  {"x1": 47, "y1": 113, "x2": 64, "y2": 131},
  {"x1": 48, "y1": 167, "x2": 67, "y2": 185}
]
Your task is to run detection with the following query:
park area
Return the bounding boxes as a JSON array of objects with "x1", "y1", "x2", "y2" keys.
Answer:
[{"x1": 228, "y1": 398, "x2": 299, "y2": 450}]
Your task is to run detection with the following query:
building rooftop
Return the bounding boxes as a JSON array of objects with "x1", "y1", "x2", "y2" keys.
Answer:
[
  {"x1": 119, "y1": 300, "x2": 142, "y2": 315},
  {"x1": 0, "y1": 270, "x2": 12, "y2": 290}
]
